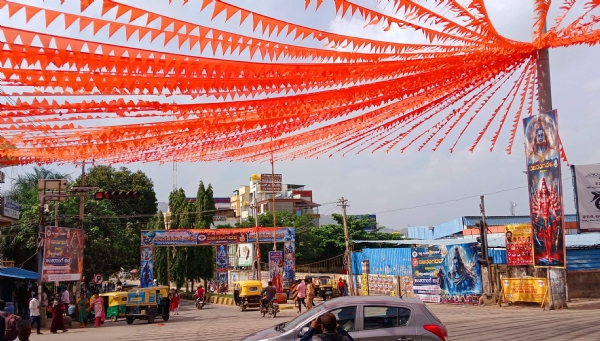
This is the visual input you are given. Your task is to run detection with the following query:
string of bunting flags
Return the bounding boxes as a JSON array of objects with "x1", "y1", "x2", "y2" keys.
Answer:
[{"x1": 0, "y1": 0, "x2": 598, "y2": 165}]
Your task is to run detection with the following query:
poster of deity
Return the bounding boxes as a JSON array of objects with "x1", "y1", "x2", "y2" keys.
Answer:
[{"x1": 523, "y1": 110, "x2": 565, "y2": 267}]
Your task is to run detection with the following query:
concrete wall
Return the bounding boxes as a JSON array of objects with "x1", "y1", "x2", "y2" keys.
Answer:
[{"x1": 567, "y1": 270, "x2": 600, "y2": 298}]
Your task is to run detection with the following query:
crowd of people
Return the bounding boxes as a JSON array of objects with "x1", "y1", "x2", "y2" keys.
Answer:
[{"x1": 292, "y1": 277, "x2": 349, "y2": 313}]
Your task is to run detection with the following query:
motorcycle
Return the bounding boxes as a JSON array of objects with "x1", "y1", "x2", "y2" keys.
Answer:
[
  {"x1": 260, "y1": 298, "x2": 279, "y2": 318},
  {"x1": 195, "y1": 297, "x2": 205, "y2": 310}
]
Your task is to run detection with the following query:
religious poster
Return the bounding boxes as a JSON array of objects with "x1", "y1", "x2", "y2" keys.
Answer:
[
  {"x1": 505, "y1": 224, "x2": 533, "y2": 266},
  {"x1": 367, "y1": 274, "x2": 394, "y2": 296},
  {"x1": 140, "y1": 227, "x2": 295, "y2": 246},
  {"x1": 237, "y1": 243, "x2": 254, "y2": 267},
  {"x1": 283, "y1": 241, "x2": 296, "y2": 287},
  {"x1": 572, "y1": 164, "x2": 600, "y2": 230},
  {"x1": 412, "y1": 244, "x2": 482, "y2": 304},
  {"x1": 139, "y1": 246, "x2": 154, "y2": 288},
  {"x1": 216, "y1": 245, "x2": 229, "y2": 293},
  {"x1": 523, "y1": 110, "x2": 566, "y2": 267},
  {"x1": 42, "y1": 227, "x2": 84, "y2": 282},
  {"x1": 268, "y1": 251, "x2": 284, "y2": 292}
]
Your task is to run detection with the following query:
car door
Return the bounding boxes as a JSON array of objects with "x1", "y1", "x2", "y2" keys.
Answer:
[
  {"x1": 296, "y1": 305, "x2": 360, "y2": 341},
  {"x1": 358, "y1": 305, "x2": 419, "y2": 341}
]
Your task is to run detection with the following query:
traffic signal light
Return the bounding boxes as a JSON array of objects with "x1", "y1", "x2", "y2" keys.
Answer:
[
  {"x1": 94, "y1": 191, "x2": 141, "y2": 200},
  {"x1": 475, "y1": 220, "x2": 489, "y2": 266}
]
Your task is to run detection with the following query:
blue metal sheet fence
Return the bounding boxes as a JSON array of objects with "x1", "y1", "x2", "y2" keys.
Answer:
[
  {"x1": 566, "y1": 249, "x2": 600, "y2": 271},
  {"x1": 351, "y1": 248, "x2": 412, "y2": 276}
]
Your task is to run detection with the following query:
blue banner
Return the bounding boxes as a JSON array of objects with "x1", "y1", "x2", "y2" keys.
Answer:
[
  {"x1": 216, "y1": 245, "x2": 229, "y2": 293},
  {"x1": 412, "y1": 243, "x2": 482, "y2": 304},
  {"x1": 140, "y1": 246, "x2": 154, "y2": 288}
]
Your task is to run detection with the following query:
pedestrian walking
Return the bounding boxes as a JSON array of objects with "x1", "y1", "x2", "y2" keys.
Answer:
[
  {"x1": 49, "y1": 287, "x2": 68, "y2": 334},
  {"x1": 169, "y1": 289, "x2": 175, "y2": 312},
  {"x1": 77, "y1": 293, "x2": 89, "y2": 328},
  {"x1": 296, "y1": 279, "x2": 306, "y2": 313},
  {"x1": 343, "y1": 279, "x2": 349, "y2": 296},
  {"x1": 90, "y1": 293, "x2": 103, "y2": 327},
  {"x1": 28, "y1": 293, "x2": 42, "y2": 335},
  {"x1": 172, "y1": 290, "x2": 180, "y2": 315},
  {"x1": 306, "y1": 278, "x2": 315, "y2": 310}
]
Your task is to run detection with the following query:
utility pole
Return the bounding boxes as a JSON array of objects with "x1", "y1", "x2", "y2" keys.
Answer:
[
  {"x1": 479, "y1": 196, "x2": 493, "y2": 293},
  {"x1": 271, "y1": 154, "x2": 277, "y2": 251},
  {"x1": 339, "y1": 197, "x2": 354, "y2": 296},
  {"x1": 534, "y1": 2, "x2": 567, "y2": 310},
  {"x1": 78, "y1": 162, "x2": 86, "y2": 228}
]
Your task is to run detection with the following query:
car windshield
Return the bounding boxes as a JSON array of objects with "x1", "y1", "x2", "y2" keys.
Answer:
[{"x1": 281, "y1": 304, "x2": 326, "y2": 332}]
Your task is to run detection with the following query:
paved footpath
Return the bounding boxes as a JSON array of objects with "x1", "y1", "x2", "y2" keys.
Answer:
[{"x1": 46, "y1": 299, "x2": 600, "y2": 341}]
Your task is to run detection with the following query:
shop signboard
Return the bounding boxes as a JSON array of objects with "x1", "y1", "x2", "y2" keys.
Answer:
[{"x1": 412, "y1": 243, "x2": 482, "y2": 304}]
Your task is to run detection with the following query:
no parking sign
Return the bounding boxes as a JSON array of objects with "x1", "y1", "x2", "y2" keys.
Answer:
[{"x1": 94, "y1": 274, "x2": 103, "y2": 285}]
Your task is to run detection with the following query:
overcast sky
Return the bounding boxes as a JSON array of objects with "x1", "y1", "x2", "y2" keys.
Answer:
[{"x1": 1, "y1": 0, "x2": 599, "y2": 230}]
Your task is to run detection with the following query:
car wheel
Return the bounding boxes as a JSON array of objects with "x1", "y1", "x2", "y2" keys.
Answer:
[
  {"x1": 162, "y1": 315, "x2": 169, "y2": 322},
  {"x1": 126, "y1": 317, "x2": 134, "y2": 325},
  {"x1": 148, "y1": 314, "x2": 155, "y2": 324},
  {"x1": 110, "y1": 315, "x2": 117, "y2": 322}
]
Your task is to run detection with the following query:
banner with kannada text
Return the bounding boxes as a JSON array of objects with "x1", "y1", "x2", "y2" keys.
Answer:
[
  {"x1": 412, "y1": 243, "x2": 482, "y2": 304},
  {"x1": 502, "y1": 278, "x2": 549, "y2": 304},
  {"x1": 523, "y1": 110, "x2": 566, "y2": 267},
  {"x1": 42, "y1": 227, "x2": 84, "y2": 282},
  {"x1": 505, "y1": 224, "x2": 533, "y2": 266},
  {"x1": 140, "y1": 227, "x2": 295, "y2": 246}
]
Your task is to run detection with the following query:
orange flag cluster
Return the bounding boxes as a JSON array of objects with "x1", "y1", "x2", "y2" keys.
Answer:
[{"x1": 0, "y1": 0, "x2": 598, "y2": 165}]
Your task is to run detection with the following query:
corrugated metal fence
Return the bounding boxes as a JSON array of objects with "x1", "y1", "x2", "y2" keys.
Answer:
[
  {"x1": 351, "y1": 248, "x2": 412, "y2": 276},
  {"x1": 566, "y1": 249, "x2": 600, "y2": 271}
]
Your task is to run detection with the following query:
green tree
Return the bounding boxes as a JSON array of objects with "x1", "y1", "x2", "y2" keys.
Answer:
[
  {"x1": 149, "y1": 211, "x2": 169, "y2": 285},
  {"x1": 168, "y1": 188, "x2": 188, "y2": 289},
  {"x1": 0, "y1": 167, "x2": 71, "y2": 270},
  {"x1": 194, "y1": 181, "x2": 215, "y2": 284}
]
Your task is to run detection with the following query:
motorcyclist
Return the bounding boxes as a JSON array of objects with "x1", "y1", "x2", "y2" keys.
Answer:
[
  {"x1": 194, "y1": 285, "x2": 205, "y2": 307},
  {"x1": 260, "y1": 281, "x2": 277, "y2": 311}
]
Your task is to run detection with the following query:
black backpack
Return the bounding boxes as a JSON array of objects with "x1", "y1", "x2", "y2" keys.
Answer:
[{"x1": 313, "y1": 332, "x2": 345, "y2": 341}]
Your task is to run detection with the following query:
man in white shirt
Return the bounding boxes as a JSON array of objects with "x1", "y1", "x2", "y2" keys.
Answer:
[
  {"x1": 28, "y1": 293, "x2": 42, "y2": 335},
  {"x1": 60, "y1": 288, "x2": 70, "y2": 310}
]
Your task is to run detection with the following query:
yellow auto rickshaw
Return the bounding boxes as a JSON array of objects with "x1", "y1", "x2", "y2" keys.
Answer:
[
  {"x1": 316, "y1": 276, "x2": 334, "y2": 301},
  {"x1": 125, "y1": 286, "x2": 170, "y2": 324},
  {"x1": 100, "y1": 292, "x2": 128, "y2": 322},
  {"x1": 233, "y1": 280, "x2": 262, "y2": 312}
]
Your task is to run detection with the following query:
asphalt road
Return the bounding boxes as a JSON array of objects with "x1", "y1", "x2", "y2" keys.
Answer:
[{"x1": 51, "y1": 299, "x2": 600, "y2": 341}]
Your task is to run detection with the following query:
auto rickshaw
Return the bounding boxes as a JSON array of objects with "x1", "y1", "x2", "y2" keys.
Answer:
[
  {"x1": 233, "y1": 280, "x2": 262, "y2": 312},
  {"x1": 125, "y1": 286, "x2": 170, "y2": 324},
  {"x1": 316, "y1": 276, "x2": 334, "y2": 301},
  {"x1": 100, "y1": 292, "x2": 128, "y2": 322}
]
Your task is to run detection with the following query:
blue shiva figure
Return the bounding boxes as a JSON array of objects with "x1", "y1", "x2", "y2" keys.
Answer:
[
  {"x1": 283, "y1": 228, "x2": 295, "y2": 242},
  {"x1": 141, "y1": 260, "x2": 153, "y2": 287},
  {"x1": 441, "y1": 247, "x2": 477, "y2": 294},
  {"x1": 143, "y1": 231, "x2": 156, "y2": 245}
]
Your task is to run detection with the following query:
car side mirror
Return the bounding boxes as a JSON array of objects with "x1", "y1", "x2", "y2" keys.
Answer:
[{"x1": 298, "y1": 327, "x2": 309, "y2": 337}]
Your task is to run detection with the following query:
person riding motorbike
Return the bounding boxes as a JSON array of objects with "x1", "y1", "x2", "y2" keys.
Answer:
[
  {"x1": 260, "y1": 281, "x2": 277, "y2": 311},
  {"x1": 194, "y1": 285, "x2": 206, "y2": 308}
]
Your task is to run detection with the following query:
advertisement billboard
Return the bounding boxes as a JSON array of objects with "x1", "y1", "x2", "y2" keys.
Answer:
[
  {"x1": 216, "y1": 245, "x2": 229, "y2": 293},
  {"x1": 505, "y1": 224, "x2": 533, "y2": 266},
  {"x1": 0, "y1": 197, "x2": 20, "y2": 220},
  {"x1": 237, "y1": 243, "x2": 254, "y2": 267},
  {"x1": 268, "y1": 251, "x2": 284, "y2": 292},
  {"x1": 42, "y1": 227, "x2": 84, "y2": 282},
  {"x1": 573, "y1": 164, "x2": 600, "y2": 230},
  {"x1": 502, "y1": 278, "x2": 549, "y2": 304},
  {"x1": 412, "y1": 243, "x2": 482, "y2": 304},
  {"x1": 523, "y1": 110, "x2": 565, "y2": 267},
  {"x1": 140, "y1": 227, "x2": 295, "y2": 246}
]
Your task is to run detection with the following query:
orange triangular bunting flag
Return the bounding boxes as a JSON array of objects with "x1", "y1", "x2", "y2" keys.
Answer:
[
  {"x1": 64, "y1": 13, "x2": 79, "y2": 30},
  {"x1": 102, "y1": 0, "x2": 118, "y2": 16},
  {"x1": 25, "y1": 6, "x2": 42, "y2": 23},
  {"x1": 7, "y1": 2, "x2": 23, "y2": 18},
  {"x1": 212, "y1": 2, "x2": 226, "y2": 19},
  {"x1": 45, "y1": 9, "x2": 61, "y2": 27},
  {"x1": 108, "y1": 22, "x2": 123, "y2": 37},
  {"x1": 80, "y1": 0, "x2": 93, "y2": 12}
]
